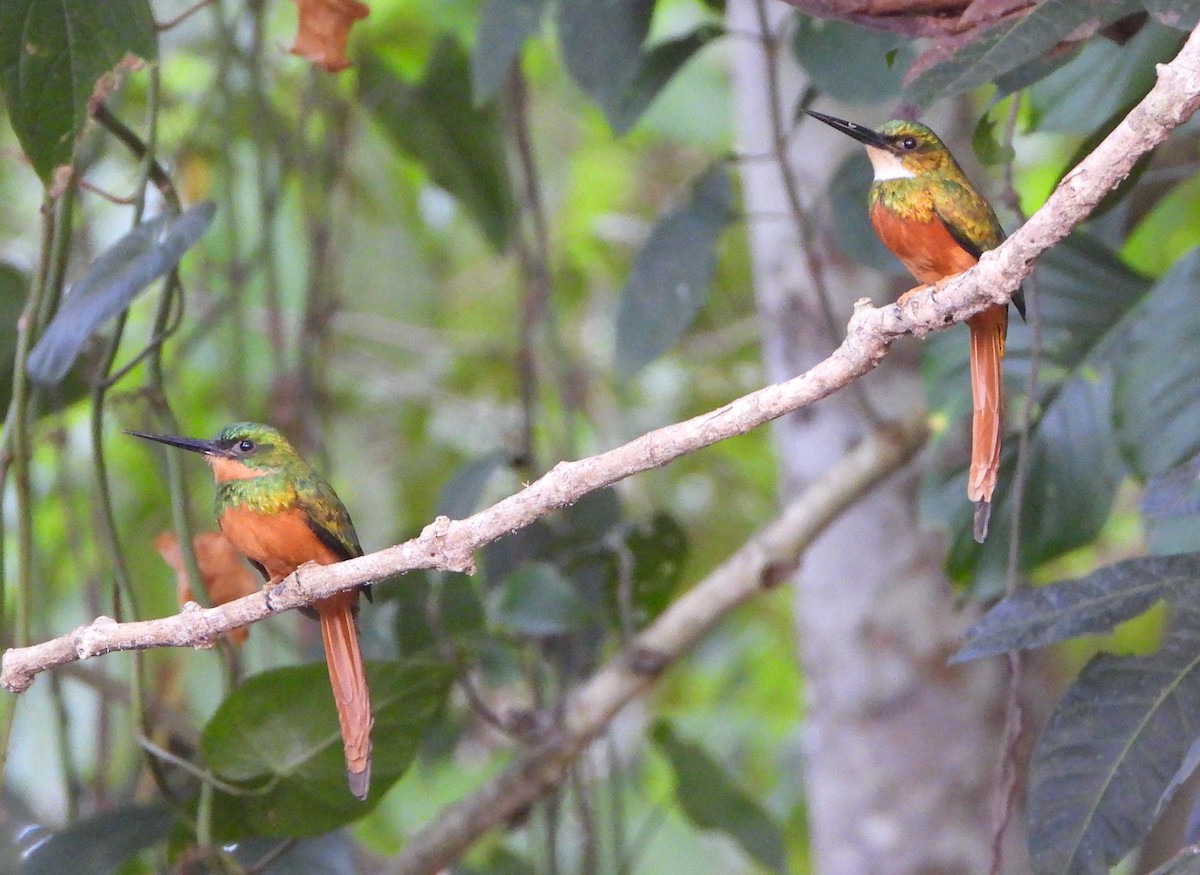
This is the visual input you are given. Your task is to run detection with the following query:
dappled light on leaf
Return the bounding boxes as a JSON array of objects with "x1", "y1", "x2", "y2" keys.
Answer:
[{"x1": 290, "y1": 0, "x2": 369, "y2": 72}]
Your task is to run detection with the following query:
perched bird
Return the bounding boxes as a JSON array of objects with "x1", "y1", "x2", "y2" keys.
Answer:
[
  {"x1": 130, "y1": 422, "x2": 373, "y2": 799},
  {"x1": 804, "y1": 110, "x2": 1024, "y2": 542}
]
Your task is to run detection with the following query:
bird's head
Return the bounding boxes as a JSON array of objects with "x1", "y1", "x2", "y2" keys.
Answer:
[
  {"x1": 127, "y1": 421, "x2": 302, "y2": 482},
  {"x1": 803, "y1": 111, "x2": 956, "y2": 181}
]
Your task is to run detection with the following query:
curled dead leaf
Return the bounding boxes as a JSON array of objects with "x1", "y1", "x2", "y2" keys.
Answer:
[
  {"x1": 290, "y1": 0, "x2": 370, "y2": 72},
  {"x1": 155, "y1": 531, "x2": 260, "y2": 645}
]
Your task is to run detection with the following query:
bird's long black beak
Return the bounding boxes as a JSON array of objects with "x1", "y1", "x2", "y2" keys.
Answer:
[
  {"x1": 125, "y1": 430, "x2": 220, "y2": 456},
  {"x1": 802, "y1": 109, "x2": 893, "y2": 151}
]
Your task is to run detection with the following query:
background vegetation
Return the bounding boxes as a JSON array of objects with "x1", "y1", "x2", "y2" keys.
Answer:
[{"x1": 0, "y1": 0, "x2": 1199, "y2": 873}]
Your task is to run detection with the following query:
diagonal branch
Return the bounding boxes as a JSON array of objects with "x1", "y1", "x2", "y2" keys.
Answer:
[
  {"x1": 4, "y1": 19, "x2": 1200, "y2": 697},
  {"x1": 386, "y1": 420, "x2": 926, "y2": 875}
]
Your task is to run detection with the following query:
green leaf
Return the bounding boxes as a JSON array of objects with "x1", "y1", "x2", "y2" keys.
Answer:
[
  {"x1": 954, "y1": 553, "x2": 1200, "y2": 663},
  {"x1": 0, "y1": 0, "x2": 157, "y2": 183},
  {"x1": 22, "y1": 803, "x2": 173, "y2": 875},
  {"x1": 436, "y1": 451, "x2": 508, "y2": 519},
  {"x1": 1114, "y1": 248, "x2": 1200, "y2": 478},
  {"x1": 556, "y1": 0, "x2": 653, "y2": 116},
  {"x1": 202, "y1": 659, "x2": 454, "y2": 840},
  {"x1": 791, "y1": 18, "x2": 914, "y2": 106},
  {"x1": 359, "y1": 39, "x2": 517, "y2": 251},
  {"x1": 26, "y1": 201, "x2": 217, "y2": 386},
  {"x1": 471, "y1": 0, "x2": 548, "y2": 103},
  {"x1": 972, "y1": 112, "x2": 1015, "y2": 168},
  {"x1": 921, "y1": 234, "x2": 1148, "y2": 590},
  {"x1": 607, "y1": 24, "x2": 724, "y2": 134},
  {"x1": 1145, "y1": 0, "x2": 1200, "y2": 30},
  {"x1": 393, "y1": 571, "x2": 486, "y2": 657},
  {"x1": 906, "y1": 0, "x2": 1144, "y2": 106},
  {"x1": 654, "y1": 722, "x2": 787, "y2": 874},
  {"x1": 1026, "y1": 21, "x2": 1182, "y2": 134},
  {"x1": 614, "y1": 164, "x2": 733, "y2": 380},
  {"x1": 557, "y1": 486, "x2": 622, "y2": 543},
  {"x1": 624, "y1": 512, "x2": 688, "y2": 622},
  {"x1": 1125, "y1": 172, "x2": 1200, "y2": 276},
  {"x1": 1027, "y1": 587, "x2": 1200, "y2": 875},
  {"x1": 492, "y1": 562, "x2": 592, "y2": 637}
]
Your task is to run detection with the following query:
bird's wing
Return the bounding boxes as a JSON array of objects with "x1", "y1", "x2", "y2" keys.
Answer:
[
  {"x1": 933, "y1": 182, "x2": 1025, "y2": 320},
  {"x1": 296, "y1": 474, "x2": 364, "y2": 562}
]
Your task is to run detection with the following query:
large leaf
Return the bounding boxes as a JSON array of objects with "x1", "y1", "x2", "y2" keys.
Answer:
[
  {"x1": 1027, "y1": 587, "x2": 1200, "y2": 875},
  {"x1": 230, "y1": 833, "x2": 358, "y2": 875},
  {"x1": 471, "y1": 0, "x2": 549, "y2": 103},
  {"x1": 491, "y1": 562, "x2": 592, "y2": 637},
  {"x1": 606, "y1": 24, "x2": 724, "y2": 135},
  {"x1": 556, "y1": 0, "x2": 653, "y2": 116},
  {"x1": 614, "y1": 164, "x2": 733, "y2": 380},
  {"x1": 436, "y1": 451, "x2": 508, "y2": 520},
  {"x1": 26, "y1": 201, "x2": 217, "y2": 386},
  {"x1": 201, "y1": 659, "x2": 454, "y2": 840},
  {"x1": 791, "y1": 17, "x2": 914, "y2": 106},
  {"x1": 906, "y1": 0, "x2": 1144, "y2": 106},
  {"x1": 920, "y1": 234, "x2": 1148, "y2": 590},
  {"x1": 825, "y1": 152, "x2": 910, "y2": 276},
  {"x1": 1026, "y1": 21, "x2": 1181, "y2": 135},
  {"x1": 1143, "y1": 455, "x2": 1200, "y2": 555},
  {"x1": 0, "y1": 0, "x2": 157, "y2": 182},
  {"x1": 654, "y1": 722, "x2": 787, "y2": 874},
  {"x1": 955, "y1": 553, "x2": 1200, "y2": 663},
  {"x1": 22, "y1": 803, "x2": 173, "y2": 875},
  {"x1": 1114, "y1": 248, "x2": 1200, "y2": 478},
  {"x1": 359, "y1": 39, "x2": 517, "y2": 251}
]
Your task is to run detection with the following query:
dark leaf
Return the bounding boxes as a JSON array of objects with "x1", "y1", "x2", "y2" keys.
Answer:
[
  {"x1": 27, "y1": 202, "x2": 217, "y2": 386},
  {"x1": 556, "y1": 486, "x2": 623, "y2": 543},
  {"x1": 202, "y1": 659, "x2": 453, "y2": 840},
  {"x1": 0, "y1": 0, "x2": 157, "y2": 182},
  {"x1": 625, "y1": 512, "x2": 688, "y2": 622},
  {"x1": 791, "y1": 18, "x2": 914, "y2": 106},
  {"x1": 614, "y1": 164, "x2": 733, "y2": 380},
  {"x1": 1026, "y1": 21, "x2": 1181, "y2": 134},
  {"x1": 1145, "y1": 456, "x2": 1200, "y2": 520},
  {"x1": 22, "y1": 803, "x2": 173, "y2": 875},
  {"x1": 480, "y1": 520, "x2": 554, "y2": 590},
  {"x1": 492, "y1": 562, "x2": 592, "y2": 637},
  {"x1": 608, "y1": 24, "x2": 724, "y2": 134},
  {"x1": 556, "y1": 0, "x2": 653, "y2": 116},
  {"x1": 1144, "y1": 0, "x2": 1200, "y2": 30},
  {"x1": 231, "y1": 833, "x2": 357, "y2": 875},
  {"x1": 1114, "y1": 248, "x2": 1200, "y2": 478},
  {"x1": 654, "y1": 722, "x2": 787, "y2": 874},
  {"x1": 954, "y1": 553, "x2": 1200, "y2": 662},
  {"x1": 906, "y1": 0, "x2": 1144, "y2": 105},
  {"x1": 1148, "y1": 845, "x2": 1200, "y2": 875},
  {"x1": 471, "y1": 0, "x2": 549, "y2": 103},
  {"x1": 972, "y1": 112, "x2": 1015, "y2": 168},
  {"x1": 436, "y1": 451, "x2": 508, "y2": 519},
  {"x1": 359, "y1": 39, "x2": 517, "y2": 251},
  {"x1": 1027, "y1": 587, "x2": 1200, "y2": 875},
  {"x1": 394, "y1": 571, "x2": 486, "y2": 657}
]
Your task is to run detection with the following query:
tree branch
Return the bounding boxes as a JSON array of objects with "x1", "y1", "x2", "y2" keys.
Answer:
[
  {"x1": 387, "y1": 419, "x2": 928, "y2": 875},
  {"x1": 4, "y1": 18, "x2": 1200, "y2": 697}
]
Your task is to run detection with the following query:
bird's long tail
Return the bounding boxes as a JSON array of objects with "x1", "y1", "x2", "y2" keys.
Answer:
[
  {"x1": 316, "y1": 591, "x2": 373, "y2": 800},
  {"x1": 966, "y1": 304, "x2": 1008, "y2": 543}
]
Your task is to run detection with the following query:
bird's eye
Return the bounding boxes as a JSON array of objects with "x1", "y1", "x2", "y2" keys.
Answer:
[
  {"x1": 901, "y1": 136, "x2": 917, "y2": 150},
  {"x1": 238, "y1": 439, "x2": 255, "y2": 453}
]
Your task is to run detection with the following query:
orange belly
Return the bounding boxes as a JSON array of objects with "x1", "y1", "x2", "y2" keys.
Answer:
[
  {"x1": 870, "y1": 202, "x2": 978, "y2": 285},
  {"x1": 219, "y1": 505, "x2": 344, "y2": 583}
]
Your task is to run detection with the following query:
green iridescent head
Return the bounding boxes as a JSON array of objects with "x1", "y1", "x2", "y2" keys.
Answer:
[
  {"x1": 803, "y1": 111, "x2": 962, "y2": 179},
  {"x1": 126, "y1": 421, "x2": 305, "y2": 472}
]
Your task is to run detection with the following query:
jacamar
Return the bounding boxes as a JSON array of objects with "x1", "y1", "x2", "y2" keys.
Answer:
[
  {"x1": 804, "y1": 110, "x2": 1024, "y2": 542},
  {"x1": 129, "y1": 422, "x2": 373, "y2": 799}
]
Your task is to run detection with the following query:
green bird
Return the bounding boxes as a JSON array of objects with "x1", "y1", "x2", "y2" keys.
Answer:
[{"x1": 129, "y1": 422, "x2": 373, "y2": 799}]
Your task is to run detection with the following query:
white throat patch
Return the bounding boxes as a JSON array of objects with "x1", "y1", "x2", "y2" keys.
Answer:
[{"x1": 866, "y1": 147, "x2": 915, "y2": 181}]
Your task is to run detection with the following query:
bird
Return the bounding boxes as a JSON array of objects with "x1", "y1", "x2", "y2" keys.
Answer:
[
  {"x1": 129, "y1": 422, "x2": 373, "y2": 799},
  {"x1": 804, "y1": 109, "x2": 1024, "y2": 542}
]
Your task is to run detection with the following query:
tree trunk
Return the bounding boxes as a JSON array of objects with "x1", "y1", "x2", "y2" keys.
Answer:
[{"x1": 726, "y1": 2, "x2": 1034, "y2": 872}]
